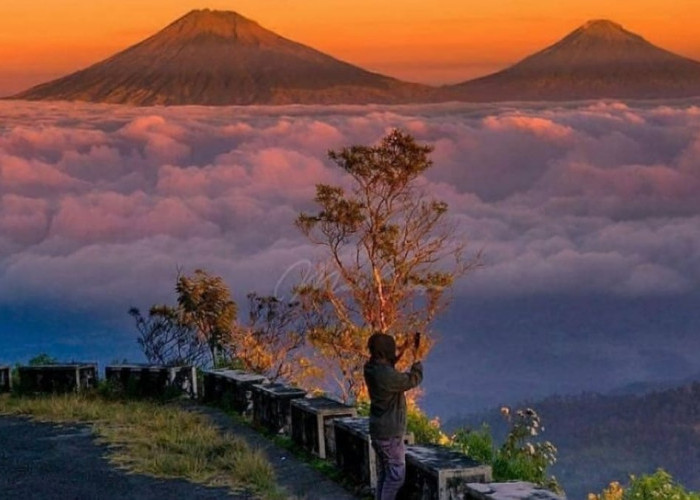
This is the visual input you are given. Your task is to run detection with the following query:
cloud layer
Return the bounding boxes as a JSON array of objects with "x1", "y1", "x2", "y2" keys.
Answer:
[
  {"x1": 3, "y1": 99, "x2": 700, "y2": 412},
  {"x1": 2, "y1": 100, "x2": 699, "y2": 312}
]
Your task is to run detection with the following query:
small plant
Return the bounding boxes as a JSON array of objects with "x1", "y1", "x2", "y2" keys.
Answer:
[
  {"x1": 495, "y1": 407, "x2": 560, "y2": 490},
  {"x1": 451, "y1": 424, "x2": 494, "y2": 465},
  {"x1": 28, "y1": 353, "x2": 58, "y2": 365},
  {"x1": 97, "y1": 378, "x2": 126, "y2": 400},
  {"x1": 589, "y1": 481, "x2": 625, "y2": 500},
  {"x1": 356, "y1": 400, "x2": 370, "y2": 417},
  {"x1": 10, "y1": 364, "x2": 21, "y2": 390},
  {"x1": 590, "y1": 470, "x2": 700, "y2": 500},
  {"x1": 406, "y1": 402, "x2": 450, "y2": 445},
  {"x1": 451, "y1": 406, "x2": 562, "y2": 494}
]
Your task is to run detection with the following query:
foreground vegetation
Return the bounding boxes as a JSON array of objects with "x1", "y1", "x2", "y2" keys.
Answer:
[
  {"x1": 0, "y1": 392, "x2": 283, "y2": 499},
  {"x1": 447, "y1": 382, "x2": 700, "y2": 497},
  {"x1": 591, "y1": 470, "x2": 700, "y2": 500},
  {"x1": 400, "y1": 402, "x2": 562, "y2": 493}
]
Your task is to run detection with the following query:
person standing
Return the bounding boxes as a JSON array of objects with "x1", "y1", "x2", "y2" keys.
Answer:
[{"x1": 364, "y1": 332, "x2": 423, "y2": 500}]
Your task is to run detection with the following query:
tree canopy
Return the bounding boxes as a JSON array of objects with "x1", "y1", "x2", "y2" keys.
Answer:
[{"x1": 296, "y1": 129, "x2": 478, "y2": 401}]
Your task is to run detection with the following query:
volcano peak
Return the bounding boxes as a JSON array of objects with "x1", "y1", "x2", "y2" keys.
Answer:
[
  {"x1": 581, "y1": 19, "x2": 625, "y2": 32},
  {"x1": 159, "y1": 9, "x2": 275, "y2": 44},
  {"x1": 12, "y1": 9, "x2": 430, "y2": 105},
  {"x1": 568, "y1": 18, "x2": 642, "y2": 43},
  {"x1": 446, "y1": 18, "x2": 700, "y2": 101}
]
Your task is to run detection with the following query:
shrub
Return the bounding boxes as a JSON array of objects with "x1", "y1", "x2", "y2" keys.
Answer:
[
  {"x1": 406, "y1": 402, "x2": 450, "y2": 445},
  {"x1": 451, "y1": 406, "x2": 562, "y2": 494},
  {"x1": 591, "y1": 470, "x2": 699, "y2": 500},
  {"x1": 28, "y1": 353, "x2": 58, "y2": 365},
  {"x1": 625, "y1": 470, "x2": 699, "y2": 500},
  {"x1": 451, "y1": 424, "x2": 494, "y2": 465}
]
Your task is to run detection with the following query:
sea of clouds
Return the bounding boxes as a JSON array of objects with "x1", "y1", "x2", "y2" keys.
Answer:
[{"x1": 1, "y1": 99, "x2": 699, "y2": 411}]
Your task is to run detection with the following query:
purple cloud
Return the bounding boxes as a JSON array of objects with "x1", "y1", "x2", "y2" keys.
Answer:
[{"x1": 0, "y1": 99, "x2": 699, "y2": 318}]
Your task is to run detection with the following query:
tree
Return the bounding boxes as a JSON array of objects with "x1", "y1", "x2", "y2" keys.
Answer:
[
  {"x1": 231, "y1": 293, "x2": 316, "y2": 384},
  {"x1": 175, "y1": 269, "x2": 237, "y2": 367},
  {"x1": 133, "y1": 270, "x2": 312, "y2": 377},
  {"x1": 130, "y1": 305, "x2": 209, "y2": 366},
  {"x1": 295, "y1": 129, "x2": 478, "y2": 402}
]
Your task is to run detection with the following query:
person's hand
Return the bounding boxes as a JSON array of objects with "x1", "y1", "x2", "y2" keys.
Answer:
[{"x1": 412, "y1": 332, "x2": 421, "y2": 361}]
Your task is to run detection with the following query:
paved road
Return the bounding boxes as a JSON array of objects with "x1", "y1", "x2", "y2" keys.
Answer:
[
  {"x1": 0, "y1": 410, "x2": 360, "y2": 500},
  {"x1": 0, "y1": 416, "x2": 242, "y2": 499}
]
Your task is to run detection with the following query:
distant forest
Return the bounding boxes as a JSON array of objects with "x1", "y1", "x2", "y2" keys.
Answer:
[{"x1": 445, "y1": 382, "x2": 700, "y2": 498}]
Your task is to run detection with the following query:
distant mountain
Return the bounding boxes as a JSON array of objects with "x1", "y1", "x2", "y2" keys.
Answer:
[
  {"x1": 13, "y1": 15, "x2": 700, "y2": 105},
  {"x1": 445, "y1": 19, "x2": 700, "y2": 101},
  {"x1": 606, "y1": 370, "x2": 700, "y2": 396},
  {"x1": 446, "y1": 381, "x2": 700, "y2": 498},
  {"x1": 13, "y1": 9, "x2": 431, "y2": 105}
]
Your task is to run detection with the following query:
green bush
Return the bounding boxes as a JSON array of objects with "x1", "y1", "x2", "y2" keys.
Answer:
[
  {"x1": 451, "y1": 424, "x2": 494, "y2": 465},
  {"x1": 591, "y1": 470, "x2": 699, "y2": 500},
  {"x1": 406, "y1": 404, "x2": 448, "y2": 445},
  {"x1": 97, "y1": 379, "x2": 126, "y2": 400},
  {"x1": 625, "y1": 469, "x2": 700, "y2": 500},
  {"x1": 28, "y1": 353, "x2": 58, "y2": 365},
  {"x1": 451, "y1": 407, "x2": 562, "y2": 494}
]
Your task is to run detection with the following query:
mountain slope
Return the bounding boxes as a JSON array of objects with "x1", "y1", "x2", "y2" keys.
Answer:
[
  {"x1": 14, "y1": 9, "x2": 431, "y2": 105},
  {"x1": 446, "y1": 20, "x2": 700, "y2": 101},
  {"x1": 446, "y1": 381, "x2": 700, "y2": 498}
]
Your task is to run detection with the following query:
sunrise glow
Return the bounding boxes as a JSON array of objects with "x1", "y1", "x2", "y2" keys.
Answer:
[{"x1": 2, "y1": 0, "x2": 700, "y2": 96}]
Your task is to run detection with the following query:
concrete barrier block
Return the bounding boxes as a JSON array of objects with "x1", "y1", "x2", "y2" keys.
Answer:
[
  {"x1": 0, "y1": 365, "x2": 11, "y2": 393},
  {"x1": 398, "y1": 444, "x2": 492, "y2": 500},
  {"x1": 290, "y1": 396, "x2": 356, "y2": 459},
  {"x1": 334, "y1": 416, "x2": 415, "y2": 493},
  {"x1": 203, "y1": 369, "x2": 267, "y2": 413},
  {"x1": 105, "y1": 364, "x2": 197, "y2": 398},
  {"x1": 251, "y1": 382, "x2": 307, "y2": 434},
  {"x1": 18, "y1": 363, "x2": 98, "y2": 394},
  {"x1": 465, "y1": 482, "x2": 564, "y2": 500}
]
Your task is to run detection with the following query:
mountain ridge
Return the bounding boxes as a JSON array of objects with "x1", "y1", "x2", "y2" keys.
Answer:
[{"x1": 445, "y1": 379, "x2": 700, "y2": 498}]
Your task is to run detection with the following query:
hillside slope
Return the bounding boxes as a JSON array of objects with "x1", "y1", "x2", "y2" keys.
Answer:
[
  {"x1": 447, "y1": 382, "x2": 700, "y2": 497},
  {"x1": 14, "y1": 9, "x2": 431, "y2": 105},
  {"x1": 445, "y1": 20, "x2": 700, "y2": 101}
]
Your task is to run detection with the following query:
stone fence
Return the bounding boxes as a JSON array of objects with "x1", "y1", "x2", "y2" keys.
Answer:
[
  {"x1": 5, "y1": 363, "x2": 564, "y2": 500},
  {"x1": 105, "y1": 364, "x2": 198, "y2": 399},
  {"x1": 0, "y1": 365, "x2": 11, "y2": 393},
  {"x1": 198, "y1": 368, "x2": 564, "y2": 500},
  {"x1": 17, "y1": 363, "x2": 98, "y2": 393}
]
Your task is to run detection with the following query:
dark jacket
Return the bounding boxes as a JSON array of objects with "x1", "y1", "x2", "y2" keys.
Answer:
[{"x1": 364, "y1": 360, "x2": 423, "y2": 439}]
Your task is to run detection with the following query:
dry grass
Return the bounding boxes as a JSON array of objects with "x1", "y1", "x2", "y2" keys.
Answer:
[{"x1": 0, "y1": 393, "x2": 285, "y2": 499}]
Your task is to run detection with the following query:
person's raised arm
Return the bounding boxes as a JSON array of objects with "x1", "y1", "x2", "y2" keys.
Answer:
[{"x1": 383, "y1": 362, "x2": 423, "y2": 393}]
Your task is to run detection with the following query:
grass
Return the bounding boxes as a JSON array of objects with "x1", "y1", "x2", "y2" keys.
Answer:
[{"x1": 0, "y1": 392, "x2": 286, "y2": 499}]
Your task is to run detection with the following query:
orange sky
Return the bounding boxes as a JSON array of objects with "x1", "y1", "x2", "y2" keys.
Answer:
[{"x1": 2, "y1": 0, "x2": 700, "y2": 96}]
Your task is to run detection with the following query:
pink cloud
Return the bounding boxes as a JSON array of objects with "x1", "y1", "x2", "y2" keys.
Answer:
[
  {"x1": 483, "y1": 115, "x2": 574, "y2": 141},
  {"x1": 118, "y1": 115, "x2": 191, "y2": 163},
  {"x1": 0, "y1": 195, "x2": 50, "y2": 245},
  {"x1": 0, "y1": 153, "x2": 82, "y2": 192},
  {"x1": 0, "y1": 99, "x2": 699, "y2": 310}
]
